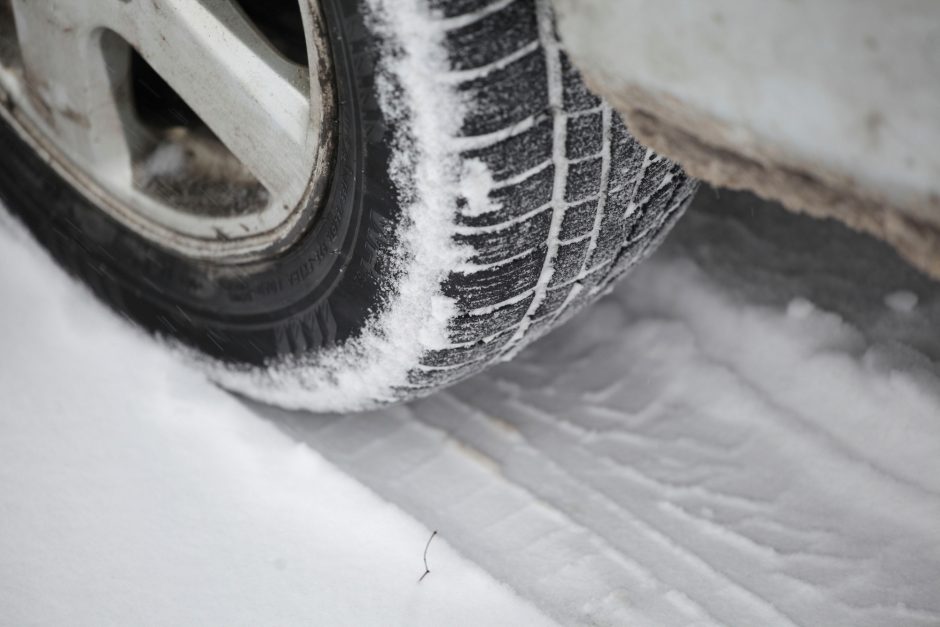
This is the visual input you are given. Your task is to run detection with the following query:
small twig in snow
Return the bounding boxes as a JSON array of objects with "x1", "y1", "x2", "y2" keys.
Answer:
[{"x1": 418, "y1": 530, "x2": 438, "y2": 583}]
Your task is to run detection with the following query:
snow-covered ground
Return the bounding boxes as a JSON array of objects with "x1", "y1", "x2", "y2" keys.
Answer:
[
  {"x1": 3, "y1": 189, "x2": 940, "y2": 626},
  {"x1": 0, "y1": 210, "x2": 554, "y2": 626}
]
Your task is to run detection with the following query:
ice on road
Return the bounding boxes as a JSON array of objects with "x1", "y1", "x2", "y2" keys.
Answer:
[{"x1": 3, "y1": 189, "x2": 940, "y2": 626}]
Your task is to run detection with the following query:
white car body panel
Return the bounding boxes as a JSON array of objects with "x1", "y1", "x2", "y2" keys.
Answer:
[{"x1": 554, "y1": 0, "x2": 940, "y2": 275}]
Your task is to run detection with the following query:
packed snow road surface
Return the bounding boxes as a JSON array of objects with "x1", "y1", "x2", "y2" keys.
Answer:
[
  {"x1": 2, "y1": 189, "x2": 940, "y2": 626},
  {"x1": 266, "y1": 189, "x2": 940, "y2": 626}
]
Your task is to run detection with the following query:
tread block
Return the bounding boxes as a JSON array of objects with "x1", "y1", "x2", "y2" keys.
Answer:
[
  {"x1": 443, "y1": 246, "x2": 545, "y2": 310},
  {"x1": 457, "y1": 164, "x2": 554, "y2": 227},
  {"x1": 461, "y1": 117, "x2": 552, "y2": 181},
  {"x1": 445, "y1": 0, "x2": 537, "y2": 71},
  {"x1": 534, "y1": 283, "x2": 573, "y2": 318},
  {"x1": 565, "y1": 111, "x2": 602, "y2": 160},
  {"x1": 610, "y1": 124, "x2": 643, "y2": 189},
  {"x1": 567, "y1": 260, "x2": 616, "y2": 308},
  {"x1": 454, "y1": 207, "x2": 551, "y2": 265},
  {"x1": 604, "y1": 184, "x2": 632, "y2": 216},
  {"x1": 458, "y1": 50, "x2": 548, "y2": 137},
  {"x1": 428, "y1": 0, "x2": 496, "y2": 19},
  {"x1": 447, "y1": 291, "x2": 535, "y2": 343},
  {"x1": 635, "y1": 158, "x2": 672, "y2": 200},
  {"x1": 565, "y1": 157, "x2": 603, "y2": 203},
  {"x1": 625, "y1": 183, "x2": 672, "y2": 239},
  {"x1": 549, "y1": 237, "x2": 590, "y2": 287},
  {"x1": 558, "y1": 198, "x2": 596, "y2": 241},
  {"x1": 586, "y1": 188, "x2": 631, "y2": 267},
  {"x1": 420, "y1": 327, "x2": 516, "y2": 368},
  {"x1": 561, "y1": 53, "x2": 601, "y2": 111}
]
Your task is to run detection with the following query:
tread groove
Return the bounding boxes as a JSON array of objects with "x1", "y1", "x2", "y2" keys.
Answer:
[{"x1": 500, "y1": 0, "x2": 568, "y2": 360}]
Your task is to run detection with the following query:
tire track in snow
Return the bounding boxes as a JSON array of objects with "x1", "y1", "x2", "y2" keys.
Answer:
[
  {"x1": 262, "y1": 192, "x2": 940, "y2": 626},
  {"x1": 268, "y1": 399, "x2": 710, "y2": 625},
  {"x1": 443, "y1": 383, "x2": 803, "y2": 626}
]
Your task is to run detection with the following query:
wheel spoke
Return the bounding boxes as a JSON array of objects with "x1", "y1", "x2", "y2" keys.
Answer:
[
  {"x1": 111, "y1": 0, "x2": 312, "y2": 202},
  {"x1": 11, "y1": 1, "x2": 135, "y2": 185},
  {"x1": 12, "y1": 0, "x2": 313, "y2": 203}
]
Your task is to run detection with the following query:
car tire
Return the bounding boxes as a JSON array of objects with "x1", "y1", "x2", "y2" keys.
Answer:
[{"x1": 0, "y1": 0, "x2": 696, "y2": 411}]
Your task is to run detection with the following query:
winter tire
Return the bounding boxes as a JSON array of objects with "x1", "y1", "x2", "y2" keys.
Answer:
[{"x1": 0, "y1": 0, "x2": 696, "y2": 411}]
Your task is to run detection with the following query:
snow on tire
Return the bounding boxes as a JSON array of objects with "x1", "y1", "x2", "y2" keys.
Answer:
[
  {"x1": 0, "y1": 0, "x2": 696, "y2": 411},
  {"x1": 216, "y1": 0, "x2": 697, "y2": 409}
]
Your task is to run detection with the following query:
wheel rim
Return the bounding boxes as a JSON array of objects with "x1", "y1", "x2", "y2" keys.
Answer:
[{"x1": 0, "y1": 0, "x2": 333, "y2": 262}]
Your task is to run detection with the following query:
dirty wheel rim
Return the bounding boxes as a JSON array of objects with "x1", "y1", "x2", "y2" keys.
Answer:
[{"x1": 0, "y1": 0, "x2": 333, "y2": 262}]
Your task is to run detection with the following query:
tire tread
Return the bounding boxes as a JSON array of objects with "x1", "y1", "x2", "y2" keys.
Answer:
[{"x1": 407, "y1": 0, "x2": 695, "y2": 390}]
